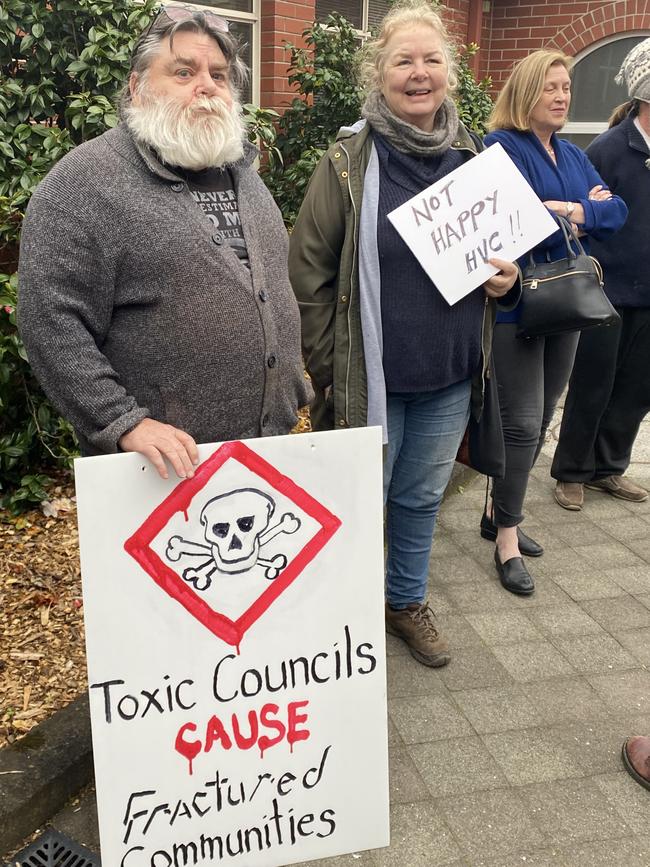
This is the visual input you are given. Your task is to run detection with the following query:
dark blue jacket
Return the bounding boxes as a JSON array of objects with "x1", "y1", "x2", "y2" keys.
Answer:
[
  {"x1": 586, "y1": 115, "x2": 650, "y2": 308},
  {"x1": 484, "y1": 128, "x2": 628, "y2": 322}
]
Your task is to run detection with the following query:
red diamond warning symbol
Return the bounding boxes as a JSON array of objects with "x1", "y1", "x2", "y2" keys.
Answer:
[{"x1": 124, "y1": 441, "x2": 341, "y2": 649}]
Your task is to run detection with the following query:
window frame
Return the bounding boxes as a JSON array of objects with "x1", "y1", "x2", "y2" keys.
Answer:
[
  {"x1": 563, "y1": 31, "x2": 650, "y2": 141},
  {"x1": 167, "y1": 0, "x2": 260, "y2": 105}
]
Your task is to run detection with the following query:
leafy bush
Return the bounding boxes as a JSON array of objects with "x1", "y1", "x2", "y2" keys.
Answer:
[
  {"x1": 0, "y1": 272, "x2": 77, "y2": 512},
  {"x1": 0, "y1": 0, "x2": 160, "y2": 510},
  {"x1": 262, "y1": 17, "x2": 494, "y2": 228}
]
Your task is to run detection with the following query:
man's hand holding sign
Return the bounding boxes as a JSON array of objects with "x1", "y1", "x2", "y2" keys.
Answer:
[{"x1": 388, "y1": 142, "x2": 558, "y2": 305}]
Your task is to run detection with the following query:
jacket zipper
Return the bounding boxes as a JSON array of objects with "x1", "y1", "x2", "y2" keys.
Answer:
[{"x1": 339, "y1": 141, "x2": 357, "y2": 426}]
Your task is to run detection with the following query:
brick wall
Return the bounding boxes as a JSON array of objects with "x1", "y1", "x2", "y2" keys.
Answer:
[
  {"x1": 260, "y1": 0, "x2": 315, "y2": 112},
  {"x1": 486, "y1": 0, "x2": 650, "y2": 90}
]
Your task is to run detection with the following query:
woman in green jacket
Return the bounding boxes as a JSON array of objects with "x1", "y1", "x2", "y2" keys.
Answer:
[{"x1": 289, "y1": 0, "x2": 518, "y2": 668}]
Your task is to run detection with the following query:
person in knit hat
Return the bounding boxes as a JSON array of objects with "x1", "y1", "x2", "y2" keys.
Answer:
[{"x1": 552, "y1": 37, "x2": 650, "y2": 510}]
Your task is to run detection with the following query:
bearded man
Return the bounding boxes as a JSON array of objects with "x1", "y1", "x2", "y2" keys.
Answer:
[{"x1": 18, "y1": 8, "x2": 311, "y2": 479}]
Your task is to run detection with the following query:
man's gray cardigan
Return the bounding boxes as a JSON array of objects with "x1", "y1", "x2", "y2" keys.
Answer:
[{"x1": 18, "y1": 124, "x2": 311, "y2": 455}]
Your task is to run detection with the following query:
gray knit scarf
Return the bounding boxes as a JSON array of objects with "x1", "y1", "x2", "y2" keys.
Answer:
[{"x1": 361, "y1": 89, "x2": 459, "y2": 156}]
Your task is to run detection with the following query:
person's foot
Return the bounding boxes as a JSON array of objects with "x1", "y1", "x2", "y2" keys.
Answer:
[
  {"x1": 554, "y1": 481, "x2": 584, "y2": 511},
  {"x1": 621, "y1": 736, "x2": 650, "y2": 791},
  {"x1": 585, "y1": 475, "x2": 648, "y2": 502},
  {"x1": 480, "y1": 512, "x2": 544, "y2": 557},
  {"x1": 494, "y1": 549, "x2": 535, "y2": 595},
  {"x1": 385, "y1": 601, "x2": 450, "y2": 668}
]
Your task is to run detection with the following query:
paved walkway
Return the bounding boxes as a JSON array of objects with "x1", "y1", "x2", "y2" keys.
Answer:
[{"x1": 35, "y1": 405, "x2": 650, "y2": 865}]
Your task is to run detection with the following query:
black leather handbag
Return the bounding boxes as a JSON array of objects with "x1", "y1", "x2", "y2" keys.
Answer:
[{"x1": 517, "y1": 216, "x2": 619, "y2": 339}]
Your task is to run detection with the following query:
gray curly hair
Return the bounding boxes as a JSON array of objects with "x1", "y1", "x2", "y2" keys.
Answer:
[{"x1": 120, "y1": 7, "x2": 248, "y2": 112}]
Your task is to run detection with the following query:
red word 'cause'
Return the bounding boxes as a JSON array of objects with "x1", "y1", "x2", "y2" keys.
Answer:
[{"x1": 175, "y1": 700, "x2": 310, "y2": 773}]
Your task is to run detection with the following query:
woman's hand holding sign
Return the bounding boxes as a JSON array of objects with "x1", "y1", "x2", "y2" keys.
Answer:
[{"x1": 483, "y1": 258, "x2": 519, "y2": 298}]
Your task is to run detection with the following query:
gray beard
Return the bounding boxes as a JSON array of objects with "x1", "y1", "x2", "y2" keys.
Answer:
[{"x1": 124, "y1": 92, "x2": 246, "y2": 171}]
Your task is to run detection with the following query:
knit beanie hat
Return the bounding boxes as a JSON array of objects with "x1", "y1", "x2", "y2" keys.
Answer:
[{"x1": 615, "y1": 37, "x2": 650, "y2": 101}]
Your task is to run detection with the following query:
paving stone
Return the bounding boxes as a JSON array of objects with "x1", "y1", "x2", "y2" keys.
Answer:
[
  {"x1": 551, "y1": 520, "x2": 614, "y2": 547},
  {"x1": 581, "y1": 595, "x2": 650, "y2": 632},
  {"x1": 490, "y1": 640, "x2": 575, "y2": 683},
  {"x1": 587, "y1": 670, "x2": 650, "y2": 715},
  {"x1": 552, "y1": 570, "x2": 627, "y2": 601},
  {"x1": 525, "y1": 603, "x2": 605, "y2": 638},
  {"x1": 503, "y1": 577, "x2": 574, "y2": 608},
  {"x1": 435, "y1": 613, "x2": 485, "y2": 649},
  {"x1": 385, "y1": 632, "x2": 408, "y2": 657},
  {"x1": 385, "y1": 653, "x2": 447, "y2": 699},
  {"x1": 521, "y1": 676, "x2": 611, "y2": 725},
  {"x1": 373, "y1": 801, "x2": 462, "y2": 867},
  {"x1": 306, "y1": 851, "x2": 377, "y2": 866},
  {"x1": 482, "y1": 728, "x2": 582, "y2": 785},
  {"x1": 453, "y1": 685, "x2": 543, "y2": 734},
  {"x1": 572, "y1": 542, "x2": 647, "y2": 570},
  {"x1": 635, "y1": 593, "x2": 650, "y2": 610},
  {"x1": 594, "y1": 770, "x2": 650, "y2": 835},
  {"x1": 443, "y1": 580, "x2": 519, "y2": 613},
  {"x1": 437, "y1": 788, "x2": 546, "y2": 860},
  {"x1": 428, "y1": 554, "x2": 491, "y2": 584},
  {"x1": 524, "y1": 548, "x2": 587, "y2": 579},
  {"x1": 550, "y1": 632, "x2": 638, "y2": 674},
  {"x1": 469, "y1": 849, "x2": 568, "y2": 867},
  {"x1": 613, "y1": 627, "x2": 650, "y2": 666},
  {"x1": 578, "y1": 495, "x2": 632, "y2": 519},
  {"x1": 437, "y1": 646, "x2": 513, "y2": 692},
  {"x1": 408, "y1": 736, "x2": 508, "y2": 798},
  {"x1": 386, "y1": 713, "x2": 404, "y2": 748},
  {"x1": 604, "y1": 564, "x2": 650, "y2": 594},
  {"x1": 388, "y1": 694, "x2": 473, "y2": 745},
  {"x1": 553, "y1": 719, "x2": 633, "y2": 775},
  {"x1": 387, "y1": 747, "x2": 430, "y2": 805},
  {"x1": 438, "y1": 509, "x2": 484, "y2": 531},
  {"x1": 595, "y1": 516, "x2": 650, "y2": 542},
  {"x1": 464, "y1": 610, "x2": 542, "y2": 645},
  {"x1": 559, "y1": 836, "x2": 650, "y2": 867},
  {"x1": 429, "y1": 536, "x2": 465, "y2": 560},
  {"x1": 448, "y1": 530, "x2": 492, "y2": 559},
  {"x1": 624, "y1": 537, "x2": 650, "y2": 563},
  {"x1": 522, "y1": 778, "x2": 630, "y2": 846},
  {"x1": 526, "y1": 502, "x2": 580, "y2": 525}
]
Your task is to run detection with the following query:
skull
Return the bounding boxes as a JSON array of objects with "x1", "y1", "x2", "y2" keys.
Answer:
[{"x1": 200, "y1": 488, "x2": 274, "y2": 574}]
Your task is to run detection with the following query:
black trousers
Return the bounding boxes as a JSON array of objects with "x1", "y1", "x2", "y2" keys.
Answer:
[
  {"x1": 491, "y1": 324, "x2": 579, "y2": 527},
  {"x1": 551, "y1": 307, "x2": 650, "y2": 482}
]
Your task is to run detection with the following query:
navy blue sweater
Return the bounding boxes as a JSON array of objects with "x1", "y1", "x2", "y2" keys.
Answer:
[
  {"x1": 586, "y1": 115, "x2": 650, "y2": 308},
  {"x1": 483, "y1": 129, "x2": 628, "y2": 322}
]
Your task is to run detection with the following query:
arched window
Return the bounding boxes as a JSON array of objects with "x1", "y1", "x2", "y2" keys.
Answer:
[{"x1": 561, "y1": 33, "x2": 650, "y2": 148}]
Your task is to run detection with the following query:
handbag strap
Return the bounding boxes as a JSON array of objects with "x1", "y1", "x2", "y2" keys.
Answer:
[{"x1": 527, "y1": 214, "x2": 587, "y2": 270}]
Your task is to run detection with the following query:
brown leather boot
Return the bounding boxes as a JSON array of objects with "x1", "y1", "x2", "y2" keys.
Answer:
[
  {"x1": 385, "y1": 601, "x2": 450, "y2": 668},
  {"x1": 622, "y1": 736, "x2": 650, "y2": 791}
]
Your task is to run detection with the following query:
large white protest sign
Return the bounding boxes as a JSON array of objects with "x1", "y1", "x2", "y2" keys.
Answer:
[
  {"x1": 387, "y1": 142, "x2": 559, "y2": 305},
  {"x1": 75, "y1": 427, "x2": 389, "y2": 866}
]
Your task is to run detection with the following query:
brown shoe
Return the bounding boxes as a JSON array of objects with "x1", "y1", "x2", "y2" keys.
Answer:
[
  {"x1": 385, "y1": 601, "x2": 450, "y2": 668},
  {"x1": 585, "y1": 475, "x2": 648, "y2": 502},
  {"x1": 554, "y1": 481, "x2": 584, "y2": 511},
  {"x1": 622, "y1": 736, "x2": 650, "y2": 791}
]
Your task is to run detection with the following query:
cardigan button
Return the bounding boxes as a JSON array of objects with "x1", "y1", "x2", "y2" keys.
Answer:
[
  {"x1": 334, "y1": 152, "x2": 341, "y2": 158},
  {"x1": 341, "y1": 171, "x2": 348, "y2": 178},
  {"x1": 212, "y1": 234, "x2": 223, "y2": 245},
  {"x1": 171, "y1": 182, "x2": 185, "y2": 192},
  {"x1": 340, "y1": 295, "x2": 348, "y2": 302},
  {"x1": 338, "y1": 418, "x2": 347, "y2": 427},
  {"x1": 262, "y1": 413, "x2": 270, "y2": 427},
  {"x1": 259, "y1": 289, "x2": 268, "y2": 302},
  {"x1": 267, "y1": 354, "x2": 277, "y2": 368}
]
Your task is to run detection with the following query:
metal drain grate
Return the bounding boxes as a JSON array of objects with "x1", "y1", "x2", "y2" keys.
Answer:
[{"x1": 5, "y1": 829, "x2": 100, "y2": 867}]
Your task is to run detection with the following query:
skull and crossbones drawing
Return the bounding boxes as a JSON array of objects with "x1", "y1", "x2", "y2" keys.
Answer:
[{"x1": 166, "y1": 488, "x2": 301, "y2": 591}]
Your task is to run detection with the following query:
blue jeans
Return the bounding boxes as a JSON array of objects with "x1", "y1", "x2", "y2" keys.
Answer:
[{"x1": 384, "y1": 379, "x2": 471, "y2": 609}]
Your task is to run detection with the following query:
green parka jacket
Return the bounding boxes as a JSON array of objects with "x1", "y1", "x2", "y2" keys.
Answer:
[{"x1": 288, "y1": 120, "x2": 518, "y2": 435}]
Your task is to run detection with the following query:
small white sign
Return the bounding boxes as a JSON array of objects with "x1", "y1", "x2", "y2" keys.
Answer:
[
  {"x1": 387, "y1": 142, "x2": 558, "y2": 305},
  {"x1": 76, "y1": 428, "x2": 389, "y2": 866}
]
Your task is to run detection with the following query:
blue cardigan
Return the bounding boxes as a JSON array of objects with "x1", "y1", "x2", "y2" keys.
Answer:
[{"x1": 483, "y1": 129, "x2": 628, "y2": 322}]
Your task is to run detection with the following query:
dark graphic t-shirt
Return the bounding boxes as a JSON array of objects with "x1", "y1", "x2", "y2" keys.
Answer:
[{"x1": 182, "y1": 166, "x2": 250, "y2": 269}]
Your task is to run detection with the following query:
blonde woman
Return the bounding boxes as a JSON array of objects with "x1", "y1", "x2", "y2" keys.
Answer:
[
  {"x1": 289, "y1": 0, "x2": 518, "y2": 666},
  {"x1": 482, "y1": 51, "x2": 627, "y2": 593}
]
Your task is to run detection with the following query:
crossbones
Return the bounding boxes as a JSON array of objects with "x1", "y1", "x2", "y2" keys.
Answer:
[{"x1": 166, "y1": 488, "x2": 301, "y2": 591}]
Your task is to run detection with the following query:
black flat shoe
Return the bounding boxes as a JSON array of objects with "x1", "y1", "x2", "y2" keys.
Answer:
[
  {"x1": 494, "y1": 549, "x2": 535, "y2": 595},
  {"x1": 480, "y1": 512, "x2": 544, "y2": 557}
]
